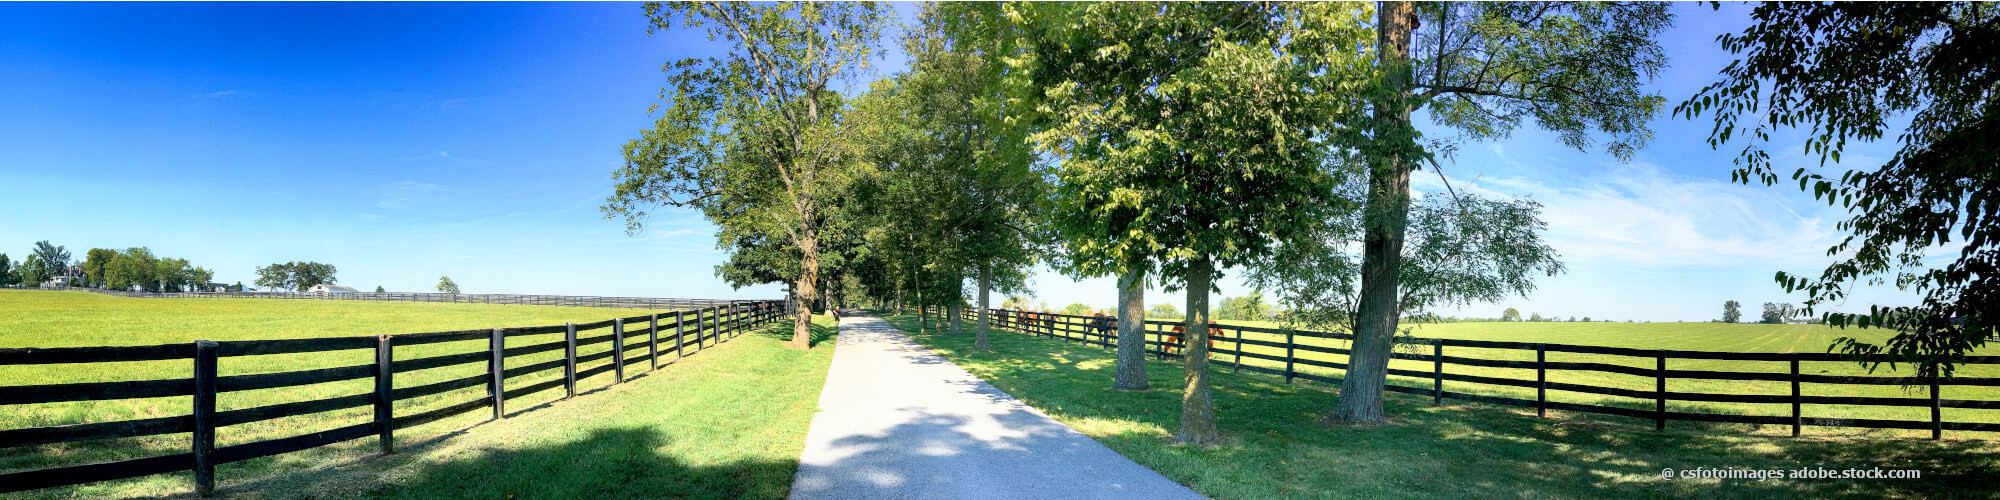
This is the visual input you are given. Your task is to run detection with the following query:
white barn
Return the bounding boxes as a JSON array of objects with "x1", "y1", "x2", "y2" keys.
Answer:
[{"x1": 306, "y1": 284, "x2": 359, "y2": 295}]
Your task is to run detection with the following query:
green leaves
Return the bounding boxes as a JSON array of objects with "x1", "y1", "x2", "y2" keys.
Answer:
[
  {"x1": 608, "y1": 2, "x2": 891, "y2": 324},
  {"x1": 1681, "y1": 2, "x2": 1999, "y2": 380},
  {"x1": 1004, "y1": 2, "x2": 1374, "y2": 286}
]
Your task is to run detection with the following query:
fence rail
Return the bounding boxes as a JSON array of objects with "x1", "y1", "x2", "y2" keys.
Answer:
[
  {"x1": 969, "y1": 307, "x2": 2000, "y2": 439},
  {"x1": 5, "y1": 286, "x2": 750, "y2": 310},
  {"x1": 0, "y1": 300, "x2": 786, "y2": 496}
]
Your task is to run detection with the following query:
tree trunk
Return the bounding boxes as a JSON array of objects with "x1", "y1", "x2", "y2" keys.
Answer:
[
  {"x1": 975, "y1": 263, "x2": 992, "y2": 350},
  {"x1": 948, "y1": 291, "x2": 963, "y2": 335},
  {"x1": 1175, "y1": 257, "x2": 1220, "y2": 445},
  {"x1": 793, "y1": 233, "x2": 819, "y2": 351},
  {"x1": 947, "y1": 269, "x2": 964, "y2": 335},
  {"x1": 1113, "y1": 267, "x2": 1150, "y2": 391},
  {"x1": 1333, "y1": 0, "x2": 1417, "y2": 425},
  {"x1": 918, "y1": 287, "x2": 929, "y2": 334}
]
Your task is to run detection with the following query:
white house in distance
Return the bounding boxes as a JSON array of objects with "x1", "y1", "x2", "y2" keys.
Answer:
[{"x1": 306, "y1": 284, "x2": 359, "y2": 295}]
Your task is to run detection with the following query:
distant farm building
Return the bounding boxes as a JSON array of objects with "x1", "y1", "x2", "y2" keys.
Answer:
[{"x1": 306, "y1": 284, "x2": 359, "y2": 295}]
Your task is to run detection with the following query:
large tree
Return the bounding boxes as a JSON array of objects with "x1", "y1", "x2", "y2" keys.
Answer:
[
  {"x1": 898, "y1": 3, "x2": 1043, "y2": 352},
  {"x1": 18, "y1": 254, "x2": 47, "y2": 286},
  {"x1": 1723, "y1": 300, "x2": 1742, "y2": 323},
  {"x1": 1002, "y1": 2, "x2": 1375, "y2": 444},
  {"x1": 0, "y1": 254, "x2": 12, "y2": 286},
  {"x1": 292, "y1": 262, "x2": 338, "y2": 291},
  {"x1": 31, "y1": 241, "x2": 69, "y2": 283},
  {"x1": 606, "y1": 1, "x2": 888, "y2": 350},
  {"x1": 254, "y1": 261, "x2": 293, "y2": 292},
  {"x1": 1326, "y1": 1, "x2": 1670, "y2": 424},
  {"x1": 1679, "y1": 2, "x2": 1999, "y2": 379},
  {"x1": 83, "y1": 248, "x2": 116, "y2": 288},
  {"x1": 107, "y1": 248, "x2": 158, "y2": 291}
]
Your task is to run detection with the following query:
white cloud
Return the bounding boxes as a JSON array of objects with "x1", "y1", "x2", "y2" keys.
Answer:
[{"x1": 1425, "y1": 163, "x2": 1842, "y2": 270}]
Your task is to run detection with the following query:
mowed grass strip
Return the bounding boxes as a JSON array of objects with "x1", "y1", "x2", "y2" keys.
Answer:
[
  {"x1": 884, "y1": 312, "x2": 2000, "y2": 500},
  {"x1": 0, "y1": 290, "x2": 778, "y2": 498},
  {"x1": 1008, "y1": 314, "x2": 2000, "y2": 437},
  {"x1": 205, "y1": 314, "x2": 837, "y2": 500}
]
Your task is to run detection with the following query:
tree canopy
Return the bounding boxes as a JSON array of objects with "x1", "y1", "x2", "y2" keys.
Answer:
[
  {"x1": 997, "y1": 1, "x2": 1377, "y2": 444},
  {"x1": 608, "y1": 1, "x2": 890, "y2": 350},
  {"x1": 1678, "y1": 2, "x2": 2000, "y2": 379}
]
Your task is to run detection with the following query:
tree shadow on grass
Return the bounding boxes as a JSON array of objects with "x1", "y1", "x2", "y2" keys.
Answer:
[
  {"x1": 215, "y1": 426, "x2": 797, "y2": 500},
  {"x1": 912, "y1": 326, "x2": 2000, "y2": 500},
  {"x1": 751, "y1": 315, "x2": 837, "y2": 348}
]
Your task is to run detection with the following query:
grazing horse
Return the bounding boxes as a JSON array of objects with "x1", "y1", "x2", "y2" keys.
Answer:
[
  {"x1": 1090, "y1": 313, "x2": 1116, "y2": 341},
  {"x1": 1164, "y1": 320, "x2": 1224, "y2": 357}
]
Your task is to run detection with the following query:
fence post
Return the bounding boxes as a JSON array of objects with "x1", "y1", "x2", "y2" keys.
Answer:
[
  {"x1": 1156, "y1": 322, "x2": 1166, "y2": 361},
  {"x1": 649, "y1": 314, "x2": 660, "y2": 371},
  {"x1": 375, "y1": 335, "x2": 394, "y2": 455},
  {"x1": 1233, "y1": 327, "x2": 1243, "y2": 374},
  {"x1": 1932, "y1": 377, "x2": 1943, "y2": 440},
  {"x1": 193, "y1": 340, "x2": 218, "y2": 497},
  {"x1": 1432, "y1": 338, "x2": 1443, "y2": 405},
  {"x1": 1654, "y1": 350, "x2": 1666, "y2": 432},
  {"x1": 1800, "y1": 354, "x2": 1816, "y2": 436},
  {"x1": 1536, "y1": 343, "x2": 1547, "y2": 418},
  {"x1": 612, "y1": 318, "x2": 626, "y2": 383},
  {"x1": 674, "y1": 311, "x2": 686, "y2": 360},
  {"x1": 489, "y1": 328, "x2": 505, "y2": 419},
  {"x1": 1284, "y1": 329, "x2": 1296, "y2": 384},
  {"x1": 564, "y1": 323, "x2": 578, "y2": 398}
]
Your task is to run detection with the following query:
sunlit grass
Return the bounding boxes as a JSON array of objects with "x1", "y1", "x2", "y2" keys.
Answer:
[
  {"x1": 1013, "y1": 314, "x2": 2000, "y2": 437},
  {"x1": 0, "y1": 290, "x2": 792, "y2": 498},
  {"x1": 212, "y1": 314, "x2": 838, "y2": 499},
  {"x1": 885, "y1": 311, "x2": 2000, "y2": 499}
]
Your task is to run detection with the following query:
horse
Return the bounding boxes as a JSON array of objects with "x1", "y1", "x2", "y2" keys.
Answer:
[
  {"x1": 1164, "y1": 320, "x2": 1223, "y2": 357},
  {"x1": 1089, "y1": 312, "x2": 1116, "y2": 341}
]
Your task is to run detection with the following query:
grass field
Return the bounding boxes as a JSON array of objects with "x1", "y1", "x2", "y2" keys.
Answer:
[
  {"x1": 206, "y1": 314, "x2": 838, "y2": 499},
  {"x1": 884, "y1": 312, "x2": 2000, "y2": 499},
  {"x1": 0, "y1": 289, "x2": 817, "y2": 498},
  {"x1": 981, "y1": 312, "x2": 2000, "y2": 438}
]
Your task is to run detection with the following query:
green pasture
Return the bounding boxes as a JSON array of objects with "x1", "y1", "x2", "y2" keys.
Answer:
[
  {"x1": 0, "y1": 289, "x2": 786, "y2": 498},
  {"x1": 888, "y1": 311, "x2": 2000, "y2": 499},
  {"x1": 985, "y1": 312, "x2": 2000, "y2": 438}
]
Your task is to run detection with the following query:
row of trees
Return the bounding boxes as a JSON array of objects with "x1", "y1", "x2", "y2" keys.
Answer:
[
  {"x1": 609, "y1": 1, "x2": 1994, "y2": 441},
  {"x1": 0, "y1": 242, "x2": 222, "y2": 293},
  {"x1": 607, "y1": 2, "x2": 1655, "y2": 442},
  {"x1": 1496, "y1": 308, "x2": 1597, "y2": 323},
  {"x1": 0, "y1": 241, "x2": 78, "y2": 287},
  {"x1": 1722, "y1": 300, "x2": 1804, "y2": 325}
]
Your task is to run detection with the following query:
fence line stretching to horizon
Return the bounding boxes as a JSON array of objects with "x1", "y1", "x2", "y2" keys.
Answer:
[
  {"x1": 0, "y1": 299, "x2": 786, "y2": 496},
  {"x1": 962, "y1": 307, "x2": 2000, "y2": 440},
  {"x1": 9, "y1": 285, "x2": 755, "y2": 309}
]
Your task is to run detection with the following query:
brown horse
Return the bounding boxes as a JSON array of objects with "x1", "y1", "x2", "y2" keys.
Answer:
[{"x1": 1164, "y1": 320, "x2": 1223, "y2": 357}]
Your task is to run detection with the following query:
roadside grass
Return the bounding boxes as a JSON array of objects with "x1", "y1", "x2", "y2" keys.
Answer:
[
  {"x1": 203, "y1": 313, "x2": 838, "y2": 499},
  {"x1": 881, "y1": 311, "x2": 2000, "y2": 499},
  {"x1": 999, "y1": 313, "x2": 2000, "y2": 437},
  {"x1": 0, "y1": 290, "x2": 796, "y2": 498}
]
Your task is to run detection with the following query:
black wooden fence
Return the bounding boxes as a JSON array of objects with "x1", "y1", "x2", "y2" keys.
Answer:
[
  {"x1": 970, "y1": 308, "x2": 2000, "y2": 439},
  {"x1": 0, "y1": 300, "x2": 784, "y2": 496},
  {"x1": 39, "y1": 286, "x2": 745, "y2": 309}
]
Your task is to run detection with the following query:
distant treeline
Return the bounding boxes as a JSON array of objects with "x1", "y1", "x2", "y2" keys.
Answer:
[{"x1": 0, "y1": 242, "x2": 218, "y2": 292}]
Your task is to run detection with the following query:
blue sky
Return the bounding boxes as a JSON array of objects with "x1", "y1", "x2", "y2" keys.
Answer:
[{"x1": 0, "y1": 3, "x2": 1927, "y2": 321}]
